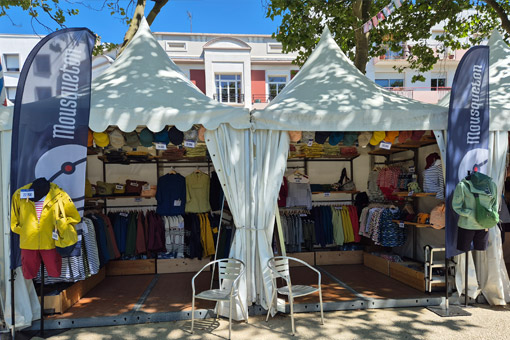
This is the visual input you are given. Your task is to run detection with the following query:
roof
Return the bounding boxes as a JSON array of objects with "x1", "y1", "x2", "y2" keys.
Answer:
[
  {"x1": 252, "y1": 27, "x2": 448, "y2": 131},
  {"x1": 89, "y1": 17, "x2": 250, "y2": 132}
]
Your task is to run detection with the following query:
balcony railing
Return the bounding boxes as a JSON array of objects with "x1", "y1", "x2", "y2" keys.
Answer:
[
  {"x1": 384, "y1": 86, "x2": 452, "y2": 103},
  {"x1": 213, "y1": 93, "x2": 244, "y2": 104},
  {"x1": 252, "y1": 94, "x2": 277, "y2": 104}
]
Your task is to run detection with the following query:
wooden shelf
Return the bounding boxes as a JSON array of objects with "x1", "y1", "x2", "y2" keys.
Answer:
[
  {"x1": 98, "y1": 155, "x2": 210, "y2": 164},
  {"x1": 288, "y1": 154, "x2": 360, "y2": 161},
  {"x1": 85, "y1": 195, "x2": 154, "y2": 201},
  {"x1": 369, "y1": 137, "x2": 437, "y2": 156},
  {"x1": 312, "y1": 190, "x2": 360, "y2": 195},
  {"x1": 392, "y1": 220, "x2": 433, "y2": 228},
  {"x1": 394, "y1": 192, "x2": 437, "y2": 197}
]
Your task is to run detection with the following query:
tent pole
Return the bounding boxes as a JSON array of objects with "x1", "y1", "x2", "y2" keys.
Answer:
[
  {"x1": 40, "y1": 263, "x2": 45, "y2": 337},
  {"x1": 210, "y1": 195, "x2": 226, "y2": 290},
  {"x1": 274, "y1": 204, "x2": 286, "y2": 256},
  {"x1": 465, "y1": 251, "x2": 469, "y2": 307},
  {"x1": 445, "y1": 256, "x2": 449, "y2": 311},
  {"x1": 10, "y1": 268, "x2": 15, "y2": 339}
]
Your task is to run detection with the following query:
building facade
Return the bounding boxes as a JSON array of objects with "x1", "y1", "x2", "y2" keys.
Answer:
[{"x1": 1, "y1": 24, "x2": 465, "y2": 109}]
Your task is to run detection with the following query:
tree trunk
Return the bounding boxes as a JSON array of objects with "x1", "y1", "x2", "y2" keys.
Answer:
[
  {"x1": 147, "y1": 0, "x2": 169, "y2": 25},
  {"x1": 353, "y1": 0, "x2": 371, "y2": 73},
  {"x1": 118, "y1": 0, "x2": 147, "y2": 56},
  {"x1": 485, "y1": 0, "x2": 510, "y2": 36}
]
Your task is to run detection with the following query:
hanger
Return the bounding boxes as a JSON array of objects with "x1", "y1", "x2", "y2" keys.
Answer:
[
  {"x1": 169, "y1": 166, "x2": 177, "y2": 174},
  {"x1": 293, "y1": 169, "x2": 308, "y2": 178},
  {"x1": 194, "y1": 166, "x2": 202, "y2": 174}
]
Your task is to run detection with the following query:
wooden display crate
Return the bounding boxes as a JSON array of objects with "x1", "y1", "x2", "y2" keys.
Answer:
[
  {"x1": 157, "y1": 258, "x2": 211, "y2": 274},
  {"x1": 106, "y1": 259, "x2": 156, "y2": 276},
  {"x1": 363, "y1": 252, "x2": 390, "y2": 276},
  {"x1": 316, "y1": 250, "x2": 363, "y2": 265},
  {"x1": 41, "y1": 267, "x2": 106, "y2": 314},
  {"x1": 287, "y1": 252, "x2": 315, "y2": 266},
  {"x1": 389, "y1": 261, "x2": 426, "y2": 292}
]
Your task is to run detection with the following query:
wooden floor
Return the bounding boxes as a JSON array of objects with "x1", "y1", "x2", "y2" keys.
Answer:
[{"x1": 48, "y1": 264, "x2": 432, "y2": 319}]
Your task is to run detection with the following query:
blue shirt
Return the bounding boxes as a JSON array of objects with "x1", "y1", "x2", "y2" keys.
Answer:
[{"x1": 156, "y1": 173, "x2": 186, "y2": 216}]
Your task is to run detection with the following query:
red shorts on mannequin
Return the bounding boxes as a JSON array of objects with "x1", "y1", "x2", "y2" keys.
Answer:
[{"x1": 21, "y1": 249, "x2": 62, "y2": 279}]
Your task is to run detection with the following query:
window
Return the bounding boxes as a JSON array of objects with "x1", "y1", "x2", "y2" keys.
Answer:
[
  {"x1": 267, "y1": 43, "x2": 283, "y2": 54},
  {"x1": 165, "y1": 41, "x2": 187, "y2": 52},
  {"x1": 375, "y1": 79, "x2": 404, "y2": 88},
  {"x1": 268, "y1": 76, "x2": 287, "y2": 100},
  {"x1": 34, "y1": 54, "x2": 51, "y2": 76},
  {"x1": 5, "y1": 87, "x2": 16, "y2": 101},
  {"x1": 36, "y1": 87, "x2": 52, "y2": 100},
  {"x1": 4, "y1": 54, "x2": 20, "y2": 72},
  {"x1": 431, "y1": 78, "x2": 446, "y2": 91},
  {"x1": 215, "y1": 74, "x2": 242, "y2": 103}
]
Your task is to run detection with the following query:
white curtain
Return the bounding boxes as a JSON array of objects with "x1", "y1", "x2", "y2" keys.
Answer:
[
  {"x1": 252, "y1": 129, "x2": 289, "y2": 310},
  {"x1": 0, "y1": 130, "x2": 40, "y2": 329},
  {"x1": 205, "y1": 125, "x2": 289, "y2": 319}
]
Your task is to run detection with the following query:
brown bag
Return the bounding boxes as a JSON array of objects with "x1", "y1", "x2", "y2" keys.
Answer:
[
  {"x1": 125, "y1": 180, "x2": 147, "y2": 195},
  {"x1": 141, "y1": 184, "x2": 157, "y2": 198},
  {"x1": 430, "y1": 203, "x2": 445, "y2": 229}
]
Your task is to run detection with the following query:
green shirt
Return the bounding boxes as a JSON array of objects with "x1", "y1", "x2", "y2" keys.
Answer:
[{"x1": 185, "y1": 172, "x2": 211, "y2": 213}]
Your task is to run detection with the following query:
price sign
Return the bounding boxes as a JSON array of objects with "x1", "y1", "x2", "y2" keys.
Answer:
[
  {"x1": 408, "y1": 191, "x2": 414, "y2": 196},
  {"x1": 299, "y1": 213, "x2": 307, "y2": 217},
  {"x1": 379, "y1": 141, "x2": 392, "y2": 150},
  {"x1": 20, "y1": 189, "x2": 35, "y2": 199},
  {"x1": 324, "y1": 192, "x2": 331, "y2": 197},
  {"x1": 184, "y1": 140, "x2": 196, "y2": 148},
  {"x1": 116, "y1": 184, "x2": 124, "y2": 190},
  {"x1": 307, "y1": 139, "x2": 313, "y2": 147},
  {"x1": 409, "y1": 166, "x2": 415, "y2": 173},
  {"x1": 134, "y1": 197, "x2": 142, "y2": 202},
  {"x1": 142, "y1": 184, "x2": 151, "y2": 191},
  {"x1": 399, "y1": 222, "x2": 405, "y2": 229},
  {"x1": 155, "y1": 143, "x2": 167, "y2": 150}
]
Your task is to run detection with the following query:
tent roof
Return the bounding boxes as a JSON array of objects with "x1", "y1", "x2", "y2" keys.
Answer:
[
  {"x1": 438, "y1": 30, "x2": 510, "y2": 131},
  {"x1": 252, "y1": 27, "x2": 448, "y2": 131},
  {"x1": 89, "y1": 17, "x2": 250, "y2": 132}
]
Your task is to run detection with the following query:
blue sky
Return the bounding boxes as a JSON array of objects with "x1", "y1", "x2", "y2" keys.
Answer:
[{"x1": 0, "y1": 0, "x2": 283, "y2": 43}]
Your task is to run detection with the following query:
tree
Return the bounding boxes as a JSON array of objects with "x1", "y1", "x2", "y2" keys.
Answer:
[
  {"x1": 0, "y1": 0, "x2": 171, "y2": 55},
  {"x1": 265, "y1": 0, "x2": 510, "y2": 81}
]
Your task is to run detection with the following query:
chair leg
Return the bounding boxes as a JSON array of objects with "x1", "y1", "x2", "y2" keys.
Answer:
[
  {"x1": 238, "y1": 295, "x2": 248, "y2": 323},
  {"x1": 290, "y1": 295, "x2": 295, "y2": 336},
  {"x1": 191, "y1": 296, "x2": 195, "y2": 334},
  {"x1": 266, "y1": 287, "x2": 277, "y2": 322},
  {"x1": 319, "y1": 288, "x2": 324, "y2": 325},
  {"x1": 229, "y1": 296, "x2": 233, "y2": 340}
]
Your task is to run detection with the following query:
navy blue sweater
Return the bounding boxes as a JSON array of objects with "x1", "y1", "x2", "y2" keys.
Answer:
[{"x1": 156, "y1": 173, "x2": 186, "y2": 216}]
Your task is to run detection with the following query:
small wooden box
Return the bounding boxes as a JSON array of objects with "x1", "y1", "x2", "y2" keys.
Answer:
[
  {"x1": 316, "y1": 250, "x2": 363, "y2": 265},
  {"x1": 41, "y1": 267, "x2": 105, "y2": 314},
  {"x1": 389, "y1": 262, "x2": 426, "y2": 292},
  {"x1": 287, "y1": 252, "x2": 315, "y2": 266},
  {"x1": 106, "y1": 259, "x2": 156, "y2": 276}
]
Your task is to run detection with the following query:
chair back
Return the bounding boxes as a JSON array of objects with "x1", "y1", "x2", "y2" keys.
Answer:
[
  {"x1": 267, "y1": 256, "x2": 292, "y2": 286},
  {"x1": 218, "y1": 258, "x2": 245, "y2": 290}
]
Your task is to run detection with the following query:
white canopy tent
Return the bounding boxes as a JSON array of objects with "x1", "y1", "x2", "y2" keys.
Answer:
[
  {"x1": 0, "y1": 17, "x2": 255, "y2": 328},
  {"x1": 251, "y1": 27, "x2": 510, "y2": 309},
  {"x1": 435, "y1": 31, "x2": 510, "y2": 306},
  {"x1": 252, "y1": 27, "x2": 448, "y2": 132}
]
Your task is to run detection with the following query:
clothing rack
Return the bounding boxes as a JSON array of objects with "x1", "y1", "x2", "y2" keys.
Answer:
[
  {"x1": 106, "y1": 205, "x2": 157, "y2": 211},
  {"x1": 312, "y1": 201, "x2": 352, "y2": 207}
]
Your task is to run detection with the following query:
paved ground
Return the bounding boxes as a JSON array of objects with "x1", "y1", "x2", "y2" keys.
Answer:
[{"x1": 24, "y1": 304, "x2": 510, "y2": 340}]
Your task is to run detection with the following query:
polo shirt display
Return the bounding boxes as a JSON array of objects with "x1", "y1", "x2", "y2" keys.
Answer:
[{"x1": 185, "y1": 172, "x2": 211, "y2": 213}]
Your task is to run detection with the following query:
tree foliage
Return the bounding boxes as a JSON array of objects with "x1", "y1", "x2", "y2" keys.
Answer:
[{"x1": 265, "y1": 0, "x2": 510, "y2": 82}]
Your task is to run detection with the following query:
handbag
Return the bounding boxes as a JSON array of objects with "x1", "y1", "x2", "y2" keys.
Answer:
[
  {"x1": 54, "y1": 199, "x2": 79, "y2": 256},
  {"x1": 337, "y1": 168, "x2": 356, "y2": 191},
  {"x1": 96, "y1": 181, "x2": 116, "y2": 195},
  {"x1": 430, "y1": 203, "x2": 446, "y2": 229}
]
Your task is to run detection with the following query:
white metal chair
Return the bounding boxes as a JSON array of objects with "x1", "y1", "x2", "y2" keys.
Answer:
[
  {"x1": 266, "y1": 256, "x2": 324, "y2": 335},
  {"x1": 191, "y1": 258, "x2": 248, "y2": 339}
]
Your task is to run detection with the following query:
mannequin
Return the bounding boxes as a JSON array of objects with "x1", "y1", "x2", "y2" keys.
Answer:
[{"x1": 11, "y1": 178, "x2": 80, "y2": 279}]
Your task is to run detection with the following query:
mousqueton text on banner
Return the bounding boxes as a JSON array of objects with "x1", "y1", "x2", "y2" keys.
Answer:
[
  {"x1": 10, "y1": 28, "x2": 96, "y2": 269},
  {"x1": 445, "y1": 46, "x2": 490, "y2": 259}
]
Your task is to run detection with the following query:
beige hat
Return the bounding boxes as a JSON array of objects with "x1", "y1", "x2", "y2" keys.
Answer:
[
  {"x1": 109, "y1": 128, "x2": 125, "y2": 149},
  {"x1": 288, "y1": 131, "x2": 302, "y2": 143},
  {"x1": 358, "y1": 132, "x2": 372, "y2": 148},
  {"x1": 198, "y1": 126, "x2": 206, "y2": 142}
]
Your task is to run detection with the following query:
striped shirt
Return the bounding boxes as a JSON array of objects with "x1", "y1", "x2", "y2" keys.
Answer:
[
  {"x1": 35, "y1": 197, "x2": 46, "y2": 220},
  {"x1": 422, "y1": 162, "x2": 445, "y2": 200}
]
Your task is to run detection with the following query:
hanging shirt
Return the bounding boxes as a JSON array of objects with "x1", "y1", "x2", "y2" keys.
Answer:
[
  {"x1": 185, "y1": 172, "x2": 211, "y2": 213},
  {"x1": 35, "y1": 196, "x2": 46, "y2": 221},
  {"x1": 422, "y1": 160, "x2": 445, "y2": 199},
  {"x1": 286, "y1": 182, "x2": 312, "y2": 210},
  {"x1": 156, "y1": 173, "x2": 186, "y2": 216}
]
